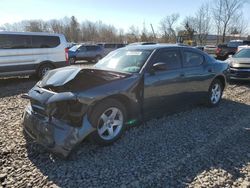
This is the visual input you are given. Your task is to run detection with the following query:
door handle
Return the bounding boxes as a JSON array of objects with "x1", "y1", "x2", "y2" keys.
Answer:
[
  {"x1": 180, "y1": 73, "x2": 185, "y2": 77},
  {"x1": 208, "y1": 68, "x2": 213, "y2": 73}
]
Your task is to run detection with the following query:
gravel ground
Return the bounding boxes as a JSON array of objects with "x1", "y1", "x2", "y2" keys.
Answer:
[{"x1": 0, "y1": 65, "x2": 250, "y2": 187}]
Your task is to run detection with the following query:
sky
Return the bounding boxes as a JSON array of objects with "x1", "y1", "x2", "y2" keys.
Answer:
[{"x1": 0, "y1": 0, "x2": 250, "y2": 32}]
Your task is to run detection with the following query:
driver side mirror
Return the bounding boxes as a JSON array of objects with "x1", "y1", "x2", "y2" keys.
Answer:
[{"x1": 228, "y1": 54, "x2": 233, "y2": 58}]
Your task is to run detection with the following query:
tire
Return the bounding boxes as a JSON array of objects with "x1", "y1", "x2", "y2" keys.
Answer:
[
  {"x1": 89, "y1": 99, "x2": 127, "y2": 145},
  {"x1": 206, "y1": 79, "x2": 223, "y2": 107},
  {"x1": 37, "y1": 63, "x2": 54, "y2": 79},
  {"x1": 69, "y1": 57, "x2": 76, "y2": 64}
]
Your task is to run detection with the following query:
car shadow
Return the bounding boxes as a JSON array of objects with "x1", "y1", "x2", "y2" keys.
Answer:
[
  {"x1": 25, "y1": 98, "x2": 250, "y2": 187},
  {"x1": 229, "y1": 79, "x2": 250, "y2": 88},
  {"x1": 0, "y1": 77, "x2": 36, "y2": 98}
]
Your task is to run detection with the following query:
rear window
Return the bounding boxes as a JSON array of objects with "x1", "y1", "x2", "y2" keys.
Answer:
[{"x1": 0, "y1": 34, "x2": 60, "y2": 49}]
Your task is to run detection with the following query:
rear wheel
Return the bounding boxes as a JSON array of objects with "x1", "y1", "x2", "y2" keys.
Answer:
[
  {"x1": 207, "y1": 79, "x2": 223, "y2": 107},
  {"x1": 93, "y1": 55, "x2": 102, "y2": 63},
  {"x1": 69, "y1": 57, "x2": 76, "y2": 64},
  {"x1": 37, "y1": 63, "x2": 54, "y2": 79},
  {"x1": 89, "y1": 99, "x2": 127, "y2": 145}
]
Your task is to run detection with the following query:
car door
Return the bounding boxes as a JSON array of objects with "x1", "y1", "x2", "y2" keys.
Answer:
[
  {"x1": 180, "y1": 49, "x2": 212, "y2": 103},
  {"x1": 0, "y1": 34, "x2": 35, "y2": 75},
  {"x1": 76, "y1": 46, "x2": 87, "y2": 59},
  {"x1": 143, "y1": 48, "x2": 185, "y2": 118},
  {"x1": 84, "y1": 46, "x2": 99, "y2": 59}
]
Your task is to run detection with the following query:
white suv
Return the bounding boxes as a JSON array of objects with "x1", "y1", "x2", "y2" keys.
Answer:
[{"x1": 0, "y1": 32, "x2": 69, "y2": 78}]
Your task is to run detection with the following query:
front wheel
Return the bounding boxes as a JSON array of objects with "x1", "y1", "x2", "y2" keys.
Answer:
[
  {"x1": 89, "y1": 99, "x2": 127, "y2": 145},
  {"x1": 207, "y1": 79, "x2": 223, "y2": 107}
]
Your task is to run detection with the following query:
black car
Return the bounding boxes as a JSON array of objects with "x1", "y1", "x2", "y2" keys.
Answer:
[
  {"x1": 22, "y1": 44, "x2": 229, "y2": 157},
  {"x1": 216, "y1": 40, "x2": 250, "y2": 60}
]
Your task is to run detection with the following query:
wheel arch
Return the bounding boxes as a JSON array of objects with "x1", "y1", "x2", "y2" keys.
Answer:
[
  {"x1": 213, "y1": 75, "x2": 226, "y2": 90},
  {"x1": 36, "y1": 61, "x2": 56, "y2": 72},
  {"x1": 87, "y1": 94, "x2": 140, "y2": 122}
]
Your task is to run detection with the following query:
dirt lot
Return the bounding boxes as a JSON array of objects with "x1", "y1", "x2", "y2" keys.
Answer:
[{"x1": 0, "y1": 65, "x2": 250, "y2": 187}]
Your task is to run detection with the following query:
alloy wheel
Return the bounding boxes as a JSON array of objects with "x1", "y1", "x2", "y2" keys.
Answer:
[
  {"x1": 210, "y1": 83, "x2": 222, "y2": 104},
  {"x1": 97, "y1": 107, "x2": 123, "y2": 140}
]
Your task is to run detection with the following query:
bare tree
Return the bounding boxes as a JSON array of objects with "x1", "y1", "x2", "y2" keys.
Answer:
[
  {"x1": 183, "y1": 16, "x2": 196, "y2": 38},
  {"x1": 159, "y1": 13, "x2": 179, "y2": 42},
  {"x1": 49, "y1": 19, "x2": 64, "y2": 33},
  {"x1": 69, "y1": 16, "x2": 80, "y2": 42},
  {"x1": 228, "y1": 12, "x2": 248, "y2": 37},
  {"x1": 212, "y1": 0, "x2": 246, "y2": 43},
  {"x1": 125, "y1": 25, "x2": 140, "y2": 43},
  {"x1": 25, "y1": 20, "x2": 49, "y2": 32},
  {"x1": 195, "y1": 3, "x2": 211, "y2": 45}
]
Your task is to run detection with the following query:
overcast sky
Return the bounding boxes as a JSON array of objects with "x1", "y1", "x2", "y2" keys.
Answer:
[{"x1": 1, "y1": 0, "x2": 250, "y2": 32}]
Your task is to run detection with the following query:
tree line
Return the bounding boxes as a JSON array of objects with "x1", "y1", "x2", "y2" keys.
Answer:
[{"x1": 0, "y1": 0, "x2": 249, "y2": 45}]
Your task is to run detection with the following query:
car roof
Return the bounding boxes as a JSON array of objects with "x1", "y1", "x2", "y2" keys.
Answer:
[
  {"x1": 124, "y1": 43, "x2": 195, "y2": 51},
  {"x1": 0, "y1": 31, "x2": 64, "y2": 37}
]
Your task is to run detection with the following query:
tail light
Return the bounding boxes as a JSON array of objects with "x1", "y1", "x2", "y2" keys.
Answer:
[
  {"x1": 216, "y1": 48, "x2": 222, "y2": 54},
  {"x1": 65, "y1": 48, "x2": 69, "y2": 65}
]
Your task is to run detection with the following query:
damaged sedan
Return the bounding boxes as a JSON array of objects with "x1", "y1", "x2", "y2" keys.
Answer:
[{"x1": 22, "y1": 44, "x2": 229, "y2": 157}]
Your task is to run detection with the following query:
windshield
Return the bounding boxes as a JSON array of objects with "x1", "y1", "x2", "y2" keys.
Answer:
[
  {"x1": 234, "y1": 49, "x2": 250, "y2": 58},
  {"x1": 94, "y1": 49, "x2": 153, "y2": 73},
  {"x1": 69, "y1": 44, "x2": 81, "y2": 51}
]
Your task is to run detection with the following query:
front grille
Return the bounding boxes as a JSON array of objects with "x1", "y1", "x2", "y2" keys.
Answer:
[
  {"x1": 31, "y1": 105, "x2": 47, "y2": 116},
  {"x1": 30, "y1": 100, "x2": 47, "y2": 116}
]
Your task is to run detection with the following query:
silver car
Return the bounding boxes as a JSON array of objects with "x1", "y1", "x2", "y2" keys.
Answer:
[{"x1": 226, "y1": 48, "x2": 250, "y2": 80}]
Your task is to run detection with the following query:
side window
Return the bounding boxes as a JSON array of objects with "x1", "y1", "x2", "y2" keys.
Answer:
[
  {"x1": 183, "y1": 51, "x2": 204, "y2": 68},
  {"x1": 79, "y1": 46, "x2": 86, "y2": 51},
  {"x1": 243, "y1": 41, "x2": 250, "y2": 45},
  {"x1": 31, "y1": 36, "x2": 60, "y2": 48},
  {"x1": 104, "y1": 44, "x2": 116, "y2": 48},
  {"x1": 86, "y1": 46, "x2": 94, "y2": 51},
  {"x1": 0, "y1": 34, "x2": 11, "y2": 49},
  {"x1": 116, "y1": 44, "x2": 125, "y2": 48},
  {"x1": 0, "y1": 34, "x2": 31, "y2": 49},
  {"x1": 86, "y1": 46, "x2": 99, "y2": 51},
  {"x1": 153, "y1": 50, "x2": 182, "y2": 70}
]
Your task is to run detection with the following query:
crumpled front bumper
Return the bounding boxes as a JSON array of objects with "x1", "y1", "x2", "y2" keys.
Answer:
[{"x1": 22, "y1": 105, "x2": 95, "y2": 158}]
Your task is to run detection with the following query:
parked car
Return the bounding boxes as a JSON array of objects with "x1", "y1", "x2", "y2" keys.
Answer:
[
  {"x1": 237, "y1": 45, "x2": 250, "y2": 52},
  {"x1": 22, "y1": 44, "x2": 229, "y2": 157},
  {"x1": 68, "y1": 44, "x2": 104, "y2": 64},
  {"x1": 128, "y1": 42, "x2": 157, "y2": 46},
  {"x1": 194, "y1": 46, "x2": 204, "y2": 51},
  {"x1": 0, "y1": 32, "x2": 69, "y2": 78},
  {"x1": 226, "y1": 48, "x2": 250, "y2": 80},
  {"x1": 216, "y1": 40, "x2": 250, "y2": 60},
  {"x1": 97, "y1": 43, "x2": 125, "y2": 56},
  {"x1": 204, "y1": 45, "x2": 217, "y2": 55}
]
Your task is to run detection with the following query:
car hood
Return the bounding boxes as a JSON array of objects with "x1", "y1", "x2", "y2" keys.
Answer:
[
  {"x1": 227, "y1": 58, "x2": 250, "y2": 68},
  {"x1": 38, "y1": 66, "x2": 132, "y2": 92}
]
